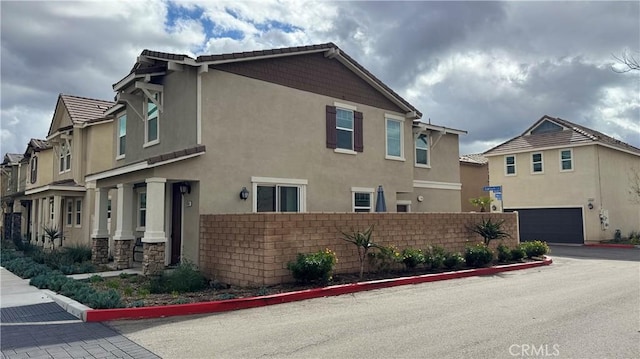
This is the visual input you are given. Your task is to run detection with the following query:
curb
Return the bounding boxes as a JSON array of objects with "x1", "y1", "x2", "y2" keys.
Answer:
[
  {"x1": 84, "y1": 258, "x2": 553, "y2": 322},
  {"x1": 584, "y1": 243, "x2": 640, "y2": 249},
  {"x1": 43, "y1": 289, "x2": 91, "y2": 321}
]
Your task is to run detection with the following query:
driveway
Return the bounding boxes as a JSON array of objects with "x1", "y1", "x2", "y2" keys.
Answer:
[{"x1": 109, "y1": 248, "x2": 639, "y2": 358}]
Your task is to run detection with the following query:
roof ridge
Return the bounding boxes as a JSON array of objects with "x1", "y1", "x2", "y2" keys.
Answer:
[{"x1": 60, "y1": 93, "x2": 115, "y2": 104}]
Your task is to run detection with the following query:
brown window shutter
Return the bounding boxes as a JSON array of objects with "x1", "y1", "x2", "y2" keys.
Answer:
[
  {"x1": 354, "y1": 111, "x2": 364, "y2": 152},
  {"x1": 326, "y1": 105, "x2": 337, "y2": 149}
]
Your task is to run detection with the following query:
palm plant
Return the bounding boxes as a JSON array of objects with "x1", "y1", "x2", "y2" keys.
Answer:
[
  {"x1": 468, "y1": 218, "x2": 510, "y2": 246},
  {"x1": 42, "y1": 225, "x2": 63, "y2": 250},
  {"x1": 340, "y1": 225, "x2": 376, "y2": 280}
]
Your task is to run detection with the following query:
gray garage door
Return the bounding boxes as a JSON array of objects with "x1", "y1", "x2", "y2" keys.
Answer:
[{"x1": 505, "y1": 208, "x2": 584, "y2": 244}]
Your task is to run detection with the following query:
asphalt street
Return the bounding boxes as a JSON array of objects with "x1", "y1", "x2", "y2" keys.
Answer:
[{"x1": 109, "y1": 246, "x2": 640, "y2": 359}]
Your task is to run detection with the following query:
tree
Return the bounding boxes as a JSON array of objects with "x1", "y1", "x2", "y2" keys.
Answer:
[
  {"x1": 469, "y1": 196, "x2": 492, "y2": 212},
  {"x1": 612, "y1": 49, "x2": 639, "y2": 73},
  {"x1": 340, "y1": 225, "x2": 376, "y2": 280}
]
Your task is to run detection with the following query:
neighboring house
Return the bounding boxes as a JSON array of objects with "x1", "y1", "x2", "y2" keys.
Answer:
[
  {"x1": 85, "y1": 43, "x2": 466, "y2": 273},
  {"x1": 24, "y1": 94, "x2": 115, "y2": 248},
  {"x1": 1, "y1": 153, "x2": 27, "y2": 241},
  {"x1": 459, "y1": 153, "x2": 489, "y2": 212},
  {"x1": 484, "y1": 115, "x2": 640, "y2": 244}
]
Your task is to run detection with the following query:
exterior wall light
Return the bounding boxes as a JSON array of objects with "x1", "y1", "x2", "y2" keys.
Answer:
[
  {"x1": 179, "y1": 182, "x2": 191, "y2": 195},
  {"x1": 239, "y1": 187, "x2": 249, "y2": 200},
  {"x1": 587, "y1": 203, "x2": 594, "y2": 210}
]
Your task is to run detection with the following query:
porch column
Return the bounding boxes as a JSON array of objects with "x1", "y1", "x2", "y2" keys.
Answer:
[
  {"x1": 91, "y1": 186, "x2": 110, "y2": 265},
  {"x1": 50, "y1": 195, "x2": 61, "y2": 250},
  {"x1": 142, "y1": 177, "x2": 166, "y2": 275},
  {"x1": 10, "y1": 200, "x2": 22, "y2": 241},
  {"x1": 30, "y1": 199, "x2": 37, "y2": 243},
  {"x1": 113, "y1": 183, "x2": 135, "y2": 269}
]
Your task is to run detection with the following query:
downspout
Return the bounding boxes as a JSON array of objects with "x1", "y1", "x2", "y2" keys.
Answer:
[{"x1": 197, "y1": 65, "x2": 208, "y2": 145}]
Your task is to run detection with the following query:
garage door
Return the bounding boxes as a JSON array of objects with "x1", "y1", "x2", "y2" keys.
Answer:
[{"x1": 505, "y1": 208, "x2": 584, "y2": 244}]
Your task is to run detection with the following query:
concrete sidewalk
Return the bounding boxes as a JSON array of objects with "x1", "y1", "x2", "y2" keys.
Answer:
[{"x1": 0, "y1": 267, "x2": 160, "y2": 359}]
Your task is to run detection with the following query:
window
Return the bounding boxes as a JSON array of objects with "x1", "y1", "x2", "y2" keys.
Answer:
[
  {"x1": 66, "y1": 199, "x2": 73, "y2": 227},
  {"x1": 30, "y1": 156, "x2": 37, "y2": 184},
  {"x1": 415, "y1": 134, "x2": 429, "y2": 166},
  {"x1": 75, "y1": 199, "x2": 82, "y2": 226},
  {"x1": 137, "y1": 192, "x2": 147, "y2": 229},
  {"x1": 145, "y1": 92, "x2": 160, "y2": 146},
  {"x1": 59, "y1": 141, "x2": 71, "y2": 173},
  {"x1": 532, "y1": 153, "x2": 543, "y2": 173},
  {"x1": 252, "y1": 177, "x2": 307, "y2": 213},
  {"x1": 107, "y1": 199, "x2": 112, "y2": 219},
  {"x1": 49, "y1": 198, "x2": 54, "y2": 221},
  {"x1": 117, "y1": 114, "x2": 126, "y2": 157},
  {"x1": 396, "y1": 200, "x2": 411, "y2": 213},
  {"x1": 352, "y1": 188, "x2": 373, "y2": 212},
  {"x1": 560, "y1": 149, "x2": 573, "y2": 171},
  {"x1": 386, "y1": 116, "x2": 404, "y2": 160},
  {"x1": 325, "y1": 104, "x2": 363, "y2": 153},
  {"x1": 505, "y1": 155, "x2": 516, "y2": 175}
]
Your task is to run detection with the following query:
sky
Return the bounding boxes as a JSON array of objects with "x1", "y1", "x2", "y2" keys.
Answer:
[{"x1": 1, "y1": 0, "x2": 639, "y2": 157}]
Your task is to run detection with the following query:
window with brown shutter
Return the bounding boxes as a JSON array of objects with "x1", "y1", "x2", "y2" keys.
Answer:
[
  {"x1": 326, "y1": 105, "x2": 336, "y2": 149},
  {"x1": 354, "y1": 111, "x2": 363, "y2": 152},
  {"x1": 326, "y1": 105, "x2": 364, "y2": 152}
]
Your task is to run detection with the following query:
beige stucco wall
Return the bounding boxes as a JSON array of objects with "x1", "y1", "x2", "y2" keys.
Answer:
[
  {"x1": 460, "y1": 162, "x2": 489, "y2": 212},
  {"x1": 487, "y1": 144, "x2": 639, "y2": 242},
  {"x1": 84, "y1": 122, "x2": 114, "y2": 178},
  {"x1": 25, "y1": 150, "x2": 54, "y2": 191}
]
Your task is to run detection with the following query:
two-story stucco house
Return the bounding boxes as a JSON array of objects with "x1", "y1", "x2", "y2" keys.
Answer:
[
  {"x1": 1, "y1": 153, "x2": 28, "y2": 241},
  {"x1": 85, "y1": 43, "x2": 466, "y2": 274},
  {"x1": 24, "y1": 94, "x2": 115, "y2": 248},
  {"x1": 484, "y1": 115, "x2": 640, "y2": 244}
]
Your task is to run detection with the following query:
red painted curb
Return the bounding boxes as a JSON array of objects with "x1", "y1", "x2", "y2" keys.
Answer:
[
  {"x1": 85, "y1": 258, "x2": 553, "y2": 322},
  {"x1": 584, "y1": 243, "x2": 638, "y2": 249}
]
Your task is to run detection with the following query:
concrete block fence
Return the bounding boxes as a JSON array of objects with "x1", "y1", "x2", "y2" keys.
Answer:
[{"x1": 199, "y1": 212, "x2": 519, "y2": 287}]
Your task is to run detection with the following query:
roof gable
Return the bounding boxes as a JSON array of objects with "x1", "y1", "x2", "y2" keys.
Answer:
[
  {"x1": 48, "y1": 94, "x2": 115, "y2": 136},
  {"x1": 484, "y1": 115, "x2": 640, "y2": 156}
]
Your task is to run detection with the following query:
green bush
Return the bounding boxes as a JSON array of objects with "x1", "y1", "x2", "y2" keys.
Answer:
[
  {"x1": 287, "y1": 249, "x2": 337, "y2": 284},
  {"x1": 425, "y1": 245, "x2": 446, "y2": 269},
  {"x1": 464, "y1": 243, "x2": 494, "y2": 268},
  {"x1": 368, "y1": 244, "x2": 401, "y2": 273},
  {"x1": 62, "y1": 244, "x2": 92, "y2": 263},
  {"x1": 443, "y1": 252, "x2": 465, "y2": 269},
  {"x1": 150, "y1": 260, "x2": 209, "y2": 293},
  {"x1": 520, "y1": 241, "x2": 550, "y2": 258},
  {"x1": 401, "y1": 248, "x2": 425, "y2": 269},
  {"x1": 510, "y1": 246, "x2": 526, "y2": 261},
  {"x1": 497, "y1": 244, "x2": 512, "y2": 263},
  {"x1": 86, "y1": 289, "x2": 122, "y2": 309}
]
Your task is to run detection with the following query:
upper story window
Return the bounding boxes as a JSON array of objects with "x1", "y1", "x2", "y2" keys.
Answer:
[
  {"x1": 532, "y1": 152, "x2": 543, "y2": 173},
  {"x1": 326, "y1": 104, "x2": 363, "y2": 154},
  {"x1": 59, "y1": 141, "x2": 71, "y2": 173},
  {"x1": 505, "y1": 155, "x2": 516, "y2": 176},
  {"x1": 75, "y1": 199, "x2": 82, "y2": 227},
  {"x1": 352, "y1": 187, "x2": 374, "y2": 212},
  {"x1": 385, "y1": 115, "x2": 404, "y2": 160},
  {"x1": 415, "y1": 134, "x2": 429, "y2": 167},
  {"x1": 66, "y1": 199, "x2": 73, "y2": 227},
  {"x1": 30, "y1": 156, "x2": 37, "y2": 184},
  {"x1": 144, "y1": 92, "x2": 161, "y2": 146},
  {"x1": 252, "y1": 177, "x2": 307, "y2": 213},
  {"x1": 560, "y1": 149, "x2": 573, "y2": 171},
  {"x1": 117, "y1": 114, "x2": 126, "y2": 158},
  {"x1": 137, "y1": 191, "x2": 147, "y2": 230}
]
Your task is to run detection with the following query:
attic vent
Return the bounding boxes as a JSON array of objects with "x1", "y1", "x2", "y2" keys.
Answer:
[{"x1": 572, "y1": 127, "x2": 598, "y2": 140}]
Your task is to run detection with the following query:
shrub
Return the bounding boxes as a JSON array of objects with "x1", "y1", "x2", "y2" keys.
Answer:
[
  {"x1": 520, "y1": 241, "x2": 550, "y2": 258},
  {"x1": 89, "y1": 275, "x2": 104, "y2": 283},
  {"x1": 149, "y1": 260, "x2": 209, "y2": 293},
  {"x1": 510, "y1": 246, "x2": 526, "y2": 261},
  {"x1": 368, "y1": 244, "x2": 401, "y2": 273},
  {"x1": 401, "y1": 248, "x2": 425, "y2": 269},
  {"x1": 467, "y1": 218, "x2": 511, "y2": 246},
  {"x1": 443, "y1": 252, "x2": 465, "y2": 270},
  {"x1": 464, "y1": 243, "x2": 494, "y2": 268},
  {"x1": 425, "y1": 245, "x2": 446, "y2": 269},
  {"x1": 62, "y1": 244, "x2": 92, "y2": 263},
  {"x1": 287, "y1": 249, "x2": 337, "y2": 284},
  {"x1": 86, "y1": 289, "x2": 122, "y2": 309},
  {"x1": 497, "y1": 244, "x2": 512, "y2": 263},
  {"x1": 340, "y1": 226, "x2": 376, "y2": 280}
]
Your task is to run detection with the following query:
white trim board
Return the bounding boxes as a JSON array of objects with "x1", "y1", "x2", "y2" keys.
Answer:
[{"x1": 413, "y1": 180, "x2": 462, "y2": 191}]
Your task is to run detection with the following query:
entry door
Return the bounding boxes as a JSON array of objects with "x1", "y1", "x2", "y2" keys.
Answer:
[{"x1": 170, "y1": 184, "x2": 182, "y2": 265}]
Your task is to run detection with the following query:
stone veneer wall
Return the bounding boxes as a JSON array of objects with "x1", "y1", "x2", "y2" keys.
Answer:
[
  {"x1": 143, "y1": 242, "x2": 165, "y2": 275},
  {"x1": 114, "y1": 240, "x2": 132, "y2": 270},
  {"x1": 199, "y1": 212, "x2": 519, "y2": 287},
  {"x1": 91, "y1": 237, "x2": 109, "y2": 265}
]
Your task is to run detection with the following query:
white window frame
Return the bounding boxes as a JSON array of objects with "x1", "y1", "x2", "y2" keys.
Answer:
[
  {"x1": 30, "y1": 156, "x2": 37, "y2": 184},
  {"x1": 531, "y1": 152, "x2": 544, "y2": 174},
  {"x1": 351, "y1": 187, "x2": 374, "y2": 213},
  {"x1": 74, "y1": 199, "x2": 82, "y2": 227},
  {"x1": 251, "y1": 177, "x2": 307, "y2": 213},
  {"x1": 334, "y1": 102, "x2": 357, "y2": 154},
  {"x1": 136, "y1": 190, "x2": 147, "y2": 231},
  {"x1": 415, "y1": 133, "x2": 430, "y2": 168},
  {"x1": 396, "y1": 200, "x2": 412, "y2": 213},
  {"x1": 65, "y1": 199, "x2": 73, "y2": 227},
  {"x1": 59, "y1": 140, "x2": 71, "y2": 173},
  {"x1": 144, "y1": 92, "x2": 161, "y2": 148},
  {"x1": 559, "y1": 149, "x2": 573, "y2": 172},
  {"x1": 117, "y1": 113, "x2": 126, "y2": 159},
  {"x1": 49, "y1": 198, "x2": 54, "y2": 222},
  {"x1": 385, "y1": 114, "x2": 405, "y2": 161},
  {"x1": 505, "y1": 155, "x2": 516, "y2": 176}
]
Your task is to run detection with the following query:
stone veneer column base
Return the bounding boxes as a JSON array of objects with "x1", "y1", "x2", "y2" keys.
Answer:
[
  {"x1": 143, "y1": 242, "x2": 165, "y2": 276},
  {"x1": 114, "y1": 239, "x2": 133, "y2": 270},
  {"x1": 92, "y1": 237, "x2": 109, "y2": 265}
]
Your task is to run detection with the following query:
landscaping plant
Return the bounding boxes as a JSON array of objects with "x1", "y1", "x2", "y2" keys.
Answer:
[
  {"x1": 467, "y1": 218, "x2": 511, "y2": 246},
  {"x1": 443, "y1": 252, "x2": 465, "y2": 270},
  {"x1": 520, "y1": 240, "x2": 550, "y2": 258},
  {"x1": 340, "y1": 225, "x2": 376, "y2": 280},
  {"x1": 469, "y1": 196, "x2": 492, "y2": 212},
  {"x1": 149, "y1": 260, "x2": 208, "y2": 293},
  {"x1": 42, "y1": 224, "x2": 63, "y2": 250},
  {"x1": 464, "y1": 243, "x2": 494, "y2": 268},
  {"x1": 497, "y1": 244, "x2": 512, "y2": 263},
  {"x1": 287, "y1": 249, "x2": 337, "y2": 284},
  {"x1": 425, "y1": 245, "x2": 446, "y2": 269},
  {"x1": 401, "y1": 248, "x2": 425, "y2": 269},
  {"x1": 368, "y1": 244, "x2": 401, "y2": 273},
  {"x1": 510, "y1": 246, "x2": 526, "y2": 261}
]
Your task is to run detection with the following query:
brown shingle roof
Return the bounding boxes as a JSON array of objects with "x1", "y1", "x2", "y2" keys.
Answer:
[
  {"x1": 29, "y1": 138, "x2": 51, "y2": 151},
  {"x1": 460, "y1": 153, "x2": 488, "y2": 165},
  {"x1": 2, "y1": 153, "x2": 24, "y2": 165},
  {"x1": 60, "y1": 94, "x2": 115, "y2": 124},
  {"x1": 484, "y1": 115, "x2": 640, "y2": 156}
]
